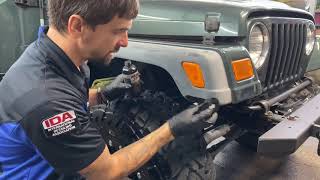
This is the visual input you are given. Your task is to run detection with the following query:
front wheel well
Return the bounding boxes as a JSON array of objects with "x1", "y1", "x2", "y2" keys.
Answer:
[{"x1": 88, "y1": 58, "x2": 185, "y2": 100}]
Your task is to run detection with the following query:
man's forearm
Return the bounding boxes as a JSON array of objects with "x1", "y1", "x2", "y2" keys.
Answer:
[
  {"x1": 83, "y1": 117, "x2": 175, "y2": 180},
  {"x1": 82, "y1": 96, "x2": 216, "y2": 180},
  {"x1": 108, "y1": 122, "x2": 175, "y2": 178}
]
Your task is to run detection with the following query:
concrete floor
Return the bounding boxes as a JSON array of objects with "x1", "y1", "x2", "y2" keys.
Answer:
[{"x1": 214, "y1": 138, "x2": 320, "y2": 180}]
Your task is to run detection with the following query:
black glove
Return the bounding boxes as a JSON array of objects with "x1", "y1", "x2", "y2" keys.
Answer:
[
  {"x1": 99, "y1": 74, "x2": 132, "y2": 101},
  {"x1": 168, "y1": 101, "x2": 218, "y2": 137}
]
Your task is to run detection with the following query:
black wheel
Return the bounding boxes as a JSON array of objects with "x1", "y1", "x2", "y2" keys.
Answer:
[{"x1": 91, "y1": 90, "x2": 216, "y2": 180}]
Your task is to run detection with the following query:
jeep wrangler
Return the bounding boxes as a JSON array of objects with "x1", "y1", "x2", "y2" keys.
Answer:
[{"x1": 1, "y1": 0, "x2": 320, "y2": 180}]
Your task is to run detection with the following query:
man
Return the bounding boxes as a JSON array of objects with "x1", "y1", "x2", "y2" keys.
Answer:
[{"x1": 0, "y1": 0, "x2": 217, "y2": 179}]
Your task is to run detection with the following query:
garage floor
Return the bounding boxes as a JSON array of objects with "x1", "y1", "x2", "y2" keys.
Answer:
[{"x1": 214, "y1": 138, "x2": 320, "y2": 180}]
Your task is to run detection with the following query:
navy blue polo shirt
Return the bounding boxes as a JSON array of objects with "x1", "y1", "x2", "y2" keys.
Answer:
[{"x1": 0, "y1": 27, "x2": 105, "y2": 179}]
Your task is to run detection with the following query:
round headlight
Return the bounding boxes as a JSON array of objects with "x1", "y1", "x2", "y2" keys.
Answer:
[
  {"x1": 305, "y1": 23, "x2": 315, "y2": 56},
  {"x1": 248, "y1": 22, "x2": 270, "y2": 69}
]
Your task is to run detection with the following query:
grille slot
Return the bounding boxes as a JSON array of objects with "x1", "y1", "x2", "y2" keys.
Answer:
[{"x1": 264, "y1": 22, "x2": 307, "y2": 90}]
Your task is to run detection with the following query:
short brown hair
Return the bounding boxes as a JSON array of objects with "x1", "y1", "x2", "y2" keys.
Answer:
[{"x1": 48, "y1": 0, "x2": 139, "y2": 32}]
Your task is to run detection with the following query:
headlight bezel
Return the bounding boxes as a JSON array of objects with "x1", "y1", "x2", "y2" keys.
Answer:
[
  {"x1": 305, "y1": 22, "x2": 316, "y2": 56},
  {"x1": 248, "y1": 22, "x2": 270, "y2": 70}
]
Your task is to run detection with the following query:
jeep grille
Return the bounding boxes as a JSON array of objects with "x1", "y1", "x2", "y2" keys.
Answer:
[
  {"x1": 266, "y1": 22, "x2": 307, "y2": 90},
  {"x1": 251, "y1": 18, "x2": 312, "y2": 91}
]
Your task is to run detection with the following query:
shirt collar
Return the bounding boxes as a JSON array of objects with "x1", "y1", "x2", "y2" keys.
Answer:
[{"x1": 37, "y1": 26, "x2": 89, "y2": 93}]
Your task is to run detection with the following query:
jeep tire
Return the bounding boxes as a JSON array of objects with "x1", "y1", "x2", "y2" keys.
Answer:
[{"x1": 91, "y1": 90, "x2": 216, "y2": 180}]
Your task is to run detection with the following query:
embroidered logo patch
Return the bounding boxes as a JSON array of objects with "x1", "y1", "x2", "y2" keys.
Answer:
[{"x1": 42, "y1": 111, "x2": 77, "y2": 137}]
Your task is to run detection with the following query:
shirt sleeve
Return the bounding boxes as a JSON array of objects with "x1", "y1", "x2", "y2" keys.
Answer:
[{"x1": 20, "y1": 97, "x2": 106, "y2": 174}]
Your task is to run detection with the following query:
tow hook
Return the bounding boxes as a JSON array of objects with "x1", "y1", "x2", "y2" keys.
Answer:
[{"x1": 311, "y1": 123, "x2": 320, "y2": 155}]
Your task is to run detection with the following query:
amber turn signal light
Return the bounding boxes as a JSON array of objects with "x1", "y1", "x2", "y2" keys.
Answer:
[
  {"x1": 232, "y1": 58, "x2": 254, "y2": 81},
  {"x1": 182, "y1": 62, "x2": 205, "y2": 88}
]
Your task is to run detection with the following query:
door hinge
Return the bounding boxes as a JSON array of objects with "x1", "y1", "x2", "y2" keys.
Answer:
[{"x1": 14, "y1": 0, "x2": 39, "y2": 7}]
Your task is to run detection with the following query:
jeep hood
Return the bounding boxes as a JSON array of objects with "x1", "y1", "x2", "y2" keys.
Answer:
[{"x1": 129, "y1": 0, "x2": 313, "y2": 37}]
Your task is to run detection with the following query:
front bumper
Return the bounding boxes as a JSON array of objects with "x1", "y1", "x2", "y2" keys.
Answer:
[{"x1": 258, "y1": 93, "x2": 320, "y2": 156}]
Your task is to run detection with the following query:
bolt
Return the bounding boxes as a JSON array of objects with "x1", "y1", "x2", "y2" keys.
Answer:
[
  {"x1": 266, "y1": 111, "x2": 273, "y2": 116},
  {"x1": 287, "y1": 116, "x2": 299, "y2": 121},
  {"x1": 108, "y1": 130, "x2": 116, "y2": 136},
  {"x1": 137, "y1": 172, "x2": 142, "y2": 179},
  {"x1": 287, "y1": 116, "x2": 295, "y2": 121},
  {"x1": 108, "y1": 140, "x2": 113, "y2": 147}
]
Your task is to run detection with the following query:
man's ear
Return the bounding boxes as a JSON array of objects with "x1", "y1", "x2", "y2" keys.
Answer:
[{"x1": 67, "y1": 15, "x2": 86, "y2": 38}]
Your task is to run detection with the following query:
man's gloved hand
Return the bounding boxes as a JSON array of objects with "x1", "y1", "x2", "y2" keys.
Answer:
[
  {"x1": 168, "y1": 102, "x2": 218, "y2": 138},
  {"x1": 99, "y1": 74, "x2": 132, "y2": 101}
]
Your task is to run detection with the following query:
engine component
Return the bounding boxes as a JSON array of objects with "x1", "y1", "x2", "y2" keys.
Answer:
[{"x1": 122, "y1": 60, "x2": 141, "y2": 95}]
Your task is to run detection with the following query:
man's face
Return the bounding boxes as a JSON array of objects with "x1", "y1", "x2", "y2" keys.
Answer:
[{"x1": 80, "y1": 16, "x2": 132, "y2": 65}]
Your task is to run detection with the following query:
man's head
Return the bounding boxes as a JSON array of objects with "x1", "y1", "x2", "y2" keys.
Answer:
[{"x1": 47, "y1": 0, "x2": 139, "y2": 65}]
